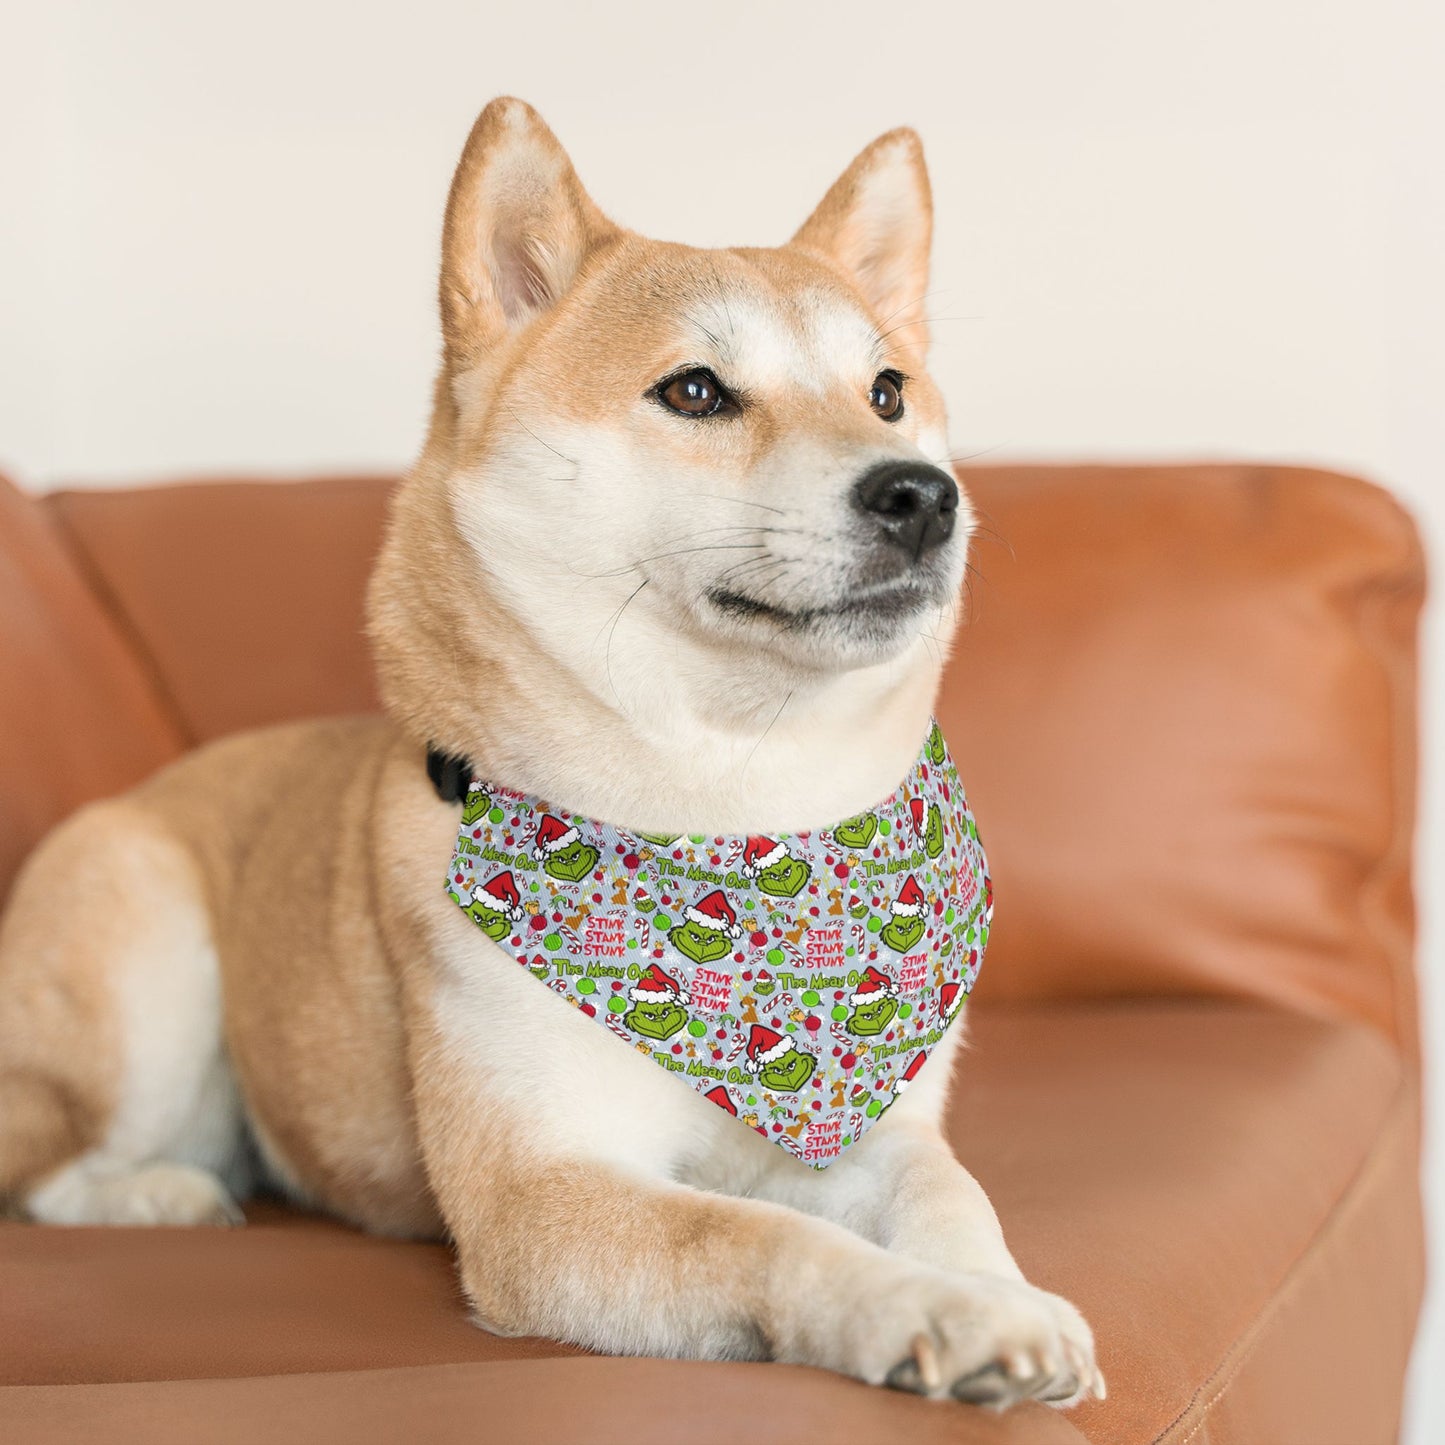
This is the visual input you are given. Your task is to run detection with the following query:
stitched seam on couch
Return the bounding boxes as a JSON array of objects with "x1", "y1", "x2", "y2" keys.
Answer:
[
  {"x1": 43, "y1": 498, "x2": 198, "y2": 750},
  {"x1": 1352, "y1": 533, "x2": 1427, "y2": 1071},
  {"x1": 1149, "y1": 1078, "x2": 1415, "y2": 1445}
]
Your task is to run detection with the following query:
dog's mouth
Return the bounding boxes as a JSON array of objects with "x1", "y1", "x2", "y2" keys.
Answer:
[{"x1": 705, "y1": 578, "x2": 936, "y2": 632}]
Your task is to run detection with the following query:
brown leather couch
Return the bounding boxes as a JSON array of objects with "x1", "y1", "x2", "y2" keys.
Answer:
[{"x1": 0, "y1": 462, "x2": 1426, "y2": 1444}]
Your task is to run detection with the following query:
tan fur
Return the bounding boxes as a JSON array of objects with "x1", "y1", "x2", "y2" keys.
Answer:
[{"x1": 0, "y1": 98, "x2": 1101, "y2": 1405}]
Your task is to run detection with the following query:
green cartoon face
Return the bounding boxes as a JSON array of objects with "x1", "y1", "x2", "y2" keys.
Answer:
[
  {"x1": 928, "y1": 722, "x2": 946, "y2": 766},
  {"x1": 464, "y1": 899, "x2": 512, "y2": 942},
  {"x1": 880, "y1": 913, "x2": 926, "y2": 954},
  {"x1": 759, "y1": 1047, "x2": 816, "y2": 1094},
  {"x1": 461, "y1": 788, "x2": 491, "y2": 826},
  {"x1": 670, "y1": 919, "x2": 732, "y2": 965},
  {"x1": 543, "y1": 840, "x2": 600, "y2": 883},
  {"x1": 756, "y1": 855, "x2": 810, "y2": 899},
  {"x1": 833, "y1": 813, "x2": 877, "y2": 849},
  {"x1": 624, "y1": 998, "x2": 688, "y2": 1041},
  {"x1": 924, "y1": 803, "x2": 944, "y2": 859},
  {"x1": 637, "y1": 831, "x2": 680, "y2": 846},
  {"x1": 845, "y1": 995, "x2": 899, "y2": 1037}
]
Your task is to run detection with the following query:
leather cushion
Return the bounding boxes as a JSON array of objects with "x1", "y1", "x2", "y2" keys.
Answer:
[
  {"x1": 46, "y1": 476, "x2": 389, "y2": 744},
  {"x1": 0, "y1": 473, "x2": 183, "y2": 902},
  {"x1": 943, "y1": 464, "x2": 1423, "y2": 1052}
]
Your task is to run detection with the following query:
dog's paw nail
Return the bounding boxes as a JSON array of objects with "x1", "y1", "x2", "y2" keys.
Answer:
[
  {"x1": 910, "y1": 1331, "x2": 942, "y2": 1392},
  {"x1": 1048, "y1": 1338, "x2": 1104, "y2": 1404},
  {"x1": 1001, "y1": 1347, "x2": 1034, "y2": 1381},
  {"x1": 951, "y1": 1362, "x2": 1012, "y2": 1406},
  {"x1": 1040, "y1": 1373, "x2": 1081, "y2": 1404},
  {"x1": 885, "y1": 1358, "x2": 925, "y2": 1394}
]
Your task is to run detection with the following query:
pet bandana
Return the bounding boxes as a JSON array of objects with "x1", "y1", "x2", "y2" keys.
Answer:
[{"x1": 443, "y1": 720, "x2": 990, "y2": 1168}]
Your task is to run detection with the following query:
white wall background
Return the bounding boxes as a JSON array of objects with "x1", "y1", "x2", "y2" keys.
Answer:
[{"x1": 1, "y1": 0, "x2": 1440, "y2": 1434}]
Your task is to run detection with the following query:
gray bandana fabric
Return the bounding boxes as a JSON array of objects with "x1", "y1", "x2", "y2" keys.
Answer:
[{"x1": 445, "y1": 720, "x2": 990, "y2": 1167}]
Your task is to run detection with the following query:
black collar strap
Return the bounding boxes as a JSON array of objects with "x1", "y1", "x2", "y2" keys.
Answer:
[{"x1": 426, "y1": 745, "x2": 473, "y2": 804}]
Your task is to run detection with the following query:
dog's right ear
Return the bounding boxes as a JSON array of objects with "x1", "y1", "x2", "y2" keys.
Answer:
[{"x1": 439, "y1": 98, "x2": 617, "y2": 366}]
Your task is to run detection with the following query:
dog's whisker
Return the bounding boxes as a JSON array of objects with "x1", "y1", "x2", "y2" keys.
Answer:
[
  {"x1": 740, "y1": 686, "x2": 794, "y2": 782},
  {"x1": 930, "y1": 444, "x2": 1007, "y2": 469},
  {"x1": 710, "y1": 560, "x2": 780, "y2": 589},
  {"x1": 501, "y1": 402, "x2": 580, "y2": 469},
  {"x1": 875, "y1": 313, "x2": 981, "y2": 358},
  {"x1": 710, "y1": 556, "x2": 793, "y2": 604},
  {"x1": 599, "y1": 577, "x2": 650, "y2": 708},
  {"x1": 681, "y1": 493, "x2": 793, "y2": 517},
  {"x1": 720, "y1": 558, "x2": 792, "y2": 591},
  {"x1": 572, "y1": 541, "x2": 773, "y2": 581},
  {"x1": 659, "y1": 524, "x2": 803, "y2": 544},
  {"x1": 715, "y1": 551, "x2": 788, "y2": 584},
  {"x1": 771, "y1": 560, "x2": 834, "y2": 618},
  {"x1": 868, "y1": 291, "x2": 953, "y2": 360},
  {"x1": 873, "y1": 288, "x2": 949, "y2": 330},
  {"x1": 958, "y1": 500, "x2": 1016, "y2": 562}
]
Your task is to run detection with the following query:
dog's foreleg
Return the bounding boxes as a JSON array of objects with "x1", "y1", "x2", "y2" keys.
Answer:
[
  {"x1": 761, "y1": 1114, "x2": 1024, "y2": 1274},
  {"x1": 753, "y1": 1113, "x2": 1105, "y2": 1405},
  {"x1": 432, "y1": 1147, "x2": 1096, "y2": 1405}
]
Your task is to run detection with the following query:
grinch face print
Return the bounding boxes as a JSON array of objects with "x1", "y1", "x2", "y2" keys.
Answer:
[
  {"x1": 669, "y1": 889, "x2": 742, "y2": 964},
  {"x1": 444, "y1": 720, "x2": 990, "y2": 1168},
  {"x1": 832, "y1": 812, "x2": 877, "y2": 849},
  {"x1": 534, "y1": 814, "x2": 601, "y2": 883},
  {"x1": 464, "y1": 870, "x2": 524, "y2": 942},
  {"x1": 623, "y1": 963, "x2": 690, "y2": 1041},
  {"x1": 741, "y1": 836, "x2": 812, "y2": 899},
  {"x1": 927, "y1": 720, "x2": 947, "y2": 767},
  {"x1": 844, "y1": 966, "x2": 900, "y2": 1037},
  {"x1": 460, "y1": 782, "x2": 492, "y2": 827},
  {"x1": 747, "y1": 1025, "x2": 818, "y2": 1093}
]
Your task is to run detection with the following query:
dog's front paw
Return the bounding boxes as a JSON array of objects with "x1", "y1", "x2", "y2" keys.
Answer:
[{"x1": 837, "y1": 1269, "x2": 1104, "y2": 1409}]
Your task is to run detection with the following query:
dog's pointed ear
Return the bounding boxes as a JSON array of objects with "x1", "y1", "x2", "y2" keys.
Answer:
[
  {"x1": 440, "y1": 98, "x2": 618, "y2": 365},
  {"x1": 790, "y1": 128, "x2": 933, "y2": 351}
]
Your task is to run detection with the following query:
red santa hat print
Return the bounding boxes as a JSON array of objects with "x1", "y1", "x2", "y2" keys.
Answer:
[
  {"x1": 849, "y1": 965, "x2": 897, "y2": 1008},
  {"x1": 744, "y1": 1024, "x2": 800, "y2": 1072},
  {"x1": 740, "y1": 835, "x2": 788, "y2": 878},
  {"x1": 471, "y1": 871, "x2": 524, "y2": 921},
  {"x1": 533, "y1": 813, "x2": 580, "y2": 859},
  {"x1": 628, "y1": 961, "x2": 691, "y2": 1005},
  {"x1": 686, "y1": 888, "x2": 742, "y2": 938},
  {"x1": 909, "y1": 796, "x2": 926, "y2": 836},
  {"x1": 891, "y1": 874, "x2": 925, "y2": 918},
  {"x1": 703, "y1": 1084, "x2": 738, "y2": 1117},
  {"x1": 895, "y1": 1049, "x2": 928, "y2": 1092},
  {"x1": 939, "y1": 981, "x2": 963, "y2": 1019}
]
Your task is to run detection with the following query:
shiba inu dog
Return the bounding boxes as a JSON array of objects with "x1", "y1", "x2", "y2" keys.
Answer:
[{"x1": 0, "y1": 98, "x2": 1102, "y2": 1408}]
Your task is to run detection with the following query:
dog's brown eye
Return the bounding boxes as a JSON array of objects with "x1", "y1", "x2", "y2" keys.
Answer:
[
  {"x1": 658, "y1": 369, "x2": 724, "y2": 417},
  {"x1": 869, "y1": 371, "x2": 904, "y2": 421}
]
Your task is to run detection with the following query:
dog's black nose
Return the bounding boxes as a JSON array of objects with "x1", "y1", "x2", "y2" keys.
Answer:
[{"x1": 852, "y1": 460, "x2": 959, "y2": 559}]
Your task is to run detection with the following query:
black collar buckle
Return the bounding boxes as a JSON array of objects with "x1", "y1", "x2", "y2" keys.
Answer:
[{"x1": 426, "y1": 745, "x2": 473, "y2": 804}]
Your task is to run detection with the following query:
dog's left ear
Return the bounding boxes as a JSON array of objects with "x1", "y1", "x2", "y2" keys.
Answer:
[{"x1": 790, "y1": 129, "x2": 933, "y2": 352}]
